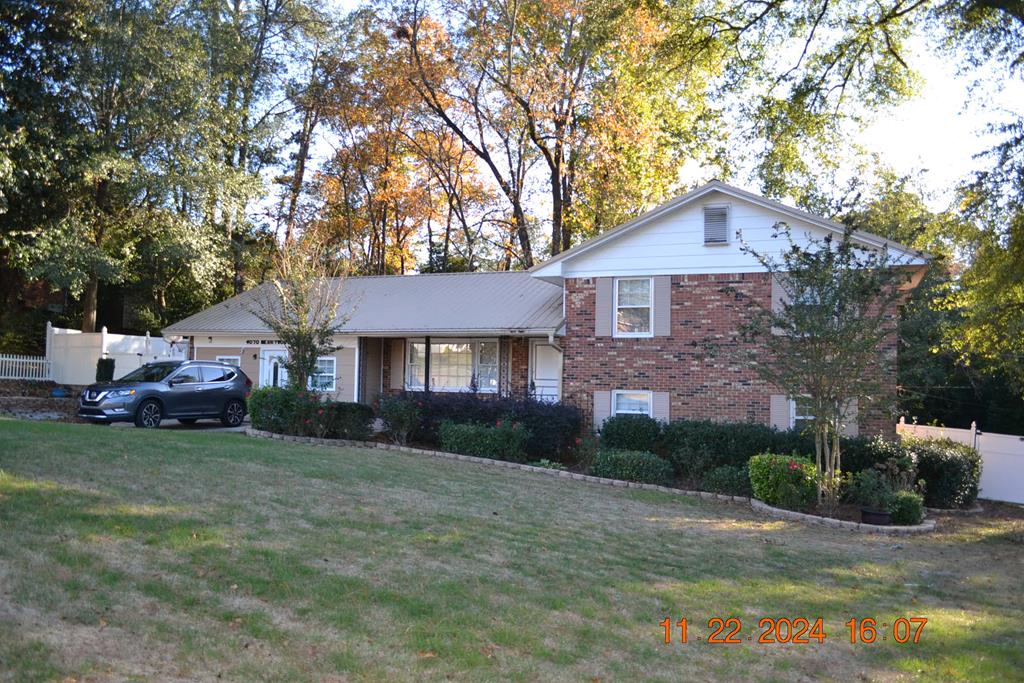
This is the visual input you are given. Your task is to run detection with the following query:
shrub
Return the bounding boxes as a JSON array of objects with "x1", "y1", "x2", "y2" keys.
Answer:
[
  {"x1": 248, "y1": 386, "x2": 302, "y2": 433},
  {"x1": 250, "y1": 388, "x2": 374, "y2": 440},
  {"x1": 590, "y1": 449, "x2": 673, "y2": 485},
  {"x1": 438, "y1": 420, "x2": 531, "y2": 462},
  {"x1": 379, "y1": 395, "x2": 421, "y2": 445},
  {"x1": 661, "y1": 420, "x2": 784, "y2": 477},
  {"x1": 701, "y1": 465, "x2": 752, "y2": 497},
  {"x1": 324, "y1": 402, "x2": 374, "y2": 440},
  {"x1": 748, "y1": 454, "x2": 817, "y2": 511},
  {"x1": 848, "y1": 469, "x2": 895, "y2": 511},
  {"x1": 906, "y1": 437, "x2": 982, "y2": 508},
  {"x1": 600, "y1": 414, "x2": 662, "y2": 452},
  {"x1": 888, "y1": 490, "x2": 925, "y2": 525},
  {"x1": 405, "y1": 392, "x2": 581, "y2": 460}
]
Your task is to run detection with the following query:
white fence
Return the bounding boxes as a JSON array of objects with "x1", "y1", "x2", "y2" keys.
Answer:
[
  {"x1": 897, "y1": 417, "x2": 1024, "y2": 505},
  {"x1": 0, "y1": 354, "x2": 52, "y2": 381},
  {"x1": 46, "y1": 323, "x2": 187, "y2": 385}
]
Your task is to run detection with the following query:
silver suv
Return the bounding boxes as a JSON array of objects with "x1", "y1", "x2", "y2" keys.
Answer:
[{"x1": 79, "y1": 360, "x2": 252, "y2": 428}]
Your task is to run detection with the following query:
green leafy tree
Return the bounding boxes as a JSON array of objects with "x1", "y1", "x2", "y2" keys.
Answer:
[
  {"x1": 736, "y1": 225, "x2": 917, "y2": 511},
  {"x1": 249, "y1": 237, "x2": 349, "y2": 391}
]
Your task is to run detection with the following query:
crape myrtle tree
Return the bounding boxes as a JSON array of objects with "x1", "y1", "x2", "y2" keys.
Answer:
[
  {"x1": 249, "y1": 236, "x2": 349, "y2": 391},
  {"x1": 737, "y1": 224, "x2": 918, "y2": 511}
]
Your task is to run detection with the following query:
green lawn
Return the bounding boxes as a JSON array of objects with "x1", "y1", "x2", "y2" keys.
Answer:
[{"x1": 0, "y1": 419, "x2": 1022, "y2": 682}]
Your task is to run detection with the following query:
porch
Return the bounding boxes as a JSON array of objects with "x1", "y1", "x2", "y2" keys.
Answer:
[{"x1": 357, "y1": 335, "x2": 563, "y2": 405}]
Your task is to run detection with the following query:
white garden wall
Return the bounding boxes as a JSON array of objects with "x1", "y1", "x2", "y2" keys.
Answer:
[{"x1": 46, "y1": 323, "x2": 186, "y2": 385}]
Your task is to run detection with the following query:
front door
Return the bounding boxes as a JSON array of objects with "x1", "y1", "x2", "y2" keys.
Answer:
[
  {"x1": 259, "y1": 349, "x2": 289, "y2": 389},
  {"x1": 529, "y1": 340, "x2": 562, "y2": 403}
]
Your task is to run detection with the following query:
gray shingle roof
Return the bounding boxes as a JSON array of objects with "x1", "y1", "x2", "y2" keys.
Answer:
[{"x1": 163, "y1": 271, "x2": 564, "y2": 336}]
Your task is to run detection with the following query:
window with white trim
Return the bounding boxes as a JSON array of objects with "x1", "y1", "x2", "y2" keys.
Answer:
[
  {"x1": 612, "y1": 390, "x2": 653, "y2": 417},
  {"x1": 215, "y1": 355, "x2": 241, "y2": 367},
  {"x1": 310, "y1": 356, "x2": 336, "y2": 392},
  {"x1": 406, "y1": 340, "x2": 499, "y2": 393},
  {"x1": 614, "y1": 278, "x2": 652, "y2": 337},
  {"x1": 790, "y1": 397, "x2": 815, "y2": 431},
  {"x1": 703, "y1": 205, "x2": 729, "y2": 244}
]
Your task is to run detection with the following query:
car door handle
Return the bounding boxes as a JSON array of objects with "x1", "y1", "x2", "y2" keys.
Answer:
[{"x1": 194, "y1": 386, "x2": 206, "y2": 391}]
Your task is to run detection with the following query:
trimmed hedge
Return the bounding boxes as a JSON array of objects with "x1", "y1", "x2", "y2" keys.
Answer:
[
  {"x1": 249, "y1": 386, "x2": 374, "y2": 439},
  {"x1": 905, "y1": 437, "x2": 982, "y2": 509},
  {"x1": 590, "y1": 449, "x2": 673, "y2": 485},
  {"x1": 888, "y1": 490, "x2": 925, "y2": 525},
  {"x1": 600, "y1": 414, "x2": 662, "y2": 452},
  {"x1": 438, "y1": 420, "x2": 531, "y2": 462},
  {"x1": 748, "y1": 453, "x2": 817, "y2": 511},
  {"x1": 249, "y1": 386, "x2": 302, "y2": 434},
  {"x1": 379, "y1": 394, "x2": 421, "y2": 445},
  {"x1": 701, "y1": 465, "x2": 752, "y2": 497},
  {"x1": 661, "y1": 420, "x2": 790, "y2": 477},
  {"x1": 394, "y1": 392, "x2": 581, "y2": 460}
]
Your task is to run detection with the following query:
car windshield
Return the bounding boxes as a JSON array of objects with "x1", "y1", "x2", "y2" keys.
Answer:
[{"x1": 117, "y1": 364, "x2": 179, "y2": 382}]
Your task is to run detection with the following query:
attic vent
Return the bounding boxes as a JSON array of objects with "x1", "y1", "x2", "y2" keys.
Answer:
[{"x1": 703, "y1": 205, "x2": 729, "y2": 244}]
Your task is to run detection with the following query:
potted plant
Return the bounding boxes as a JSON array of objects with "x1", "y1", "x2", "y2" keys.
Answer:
[{"x1": 849, "y1": 470, "x2": 894, "y2": 526}]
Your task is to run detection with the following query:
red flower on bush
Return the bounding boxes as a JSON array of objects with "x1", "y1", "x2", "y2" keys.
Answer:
[
  {"x1": 788, "y1": 460, "x2": 800, "y2": 471},
  {"x1": 317, "y1": 408, "x2": 324, "y2": 415},
  {"x1": 417, "y1": 401, "x2": 423, "y2": 408},
  {"x1": 575, "y1": 437, "x2": 582, "y2": 446},
  {"x1": 495, "y1": 419, "x2": 503, "y2": 428},
  {"x1": 304, "y1": 419, "x2": 312, "y2": 425}
]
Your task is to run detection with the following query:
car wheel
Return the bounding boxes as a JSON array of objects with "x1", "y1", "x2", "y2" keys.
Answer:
[
  {"x1": 178, "y1": 418, "x2": 198, "y2": 425},
  {"x1": 221, "y1": 399, "x2": 245, "y2": 427},
  {"x1": 135, "y1": 400, "x2": 163, "y2": 428}
]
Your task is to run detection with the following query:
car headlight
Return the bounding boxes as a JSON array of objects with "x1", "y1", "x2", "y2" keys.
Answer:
[{"x1": 108, "y1": 389, "x2": 136, "y2": 398}]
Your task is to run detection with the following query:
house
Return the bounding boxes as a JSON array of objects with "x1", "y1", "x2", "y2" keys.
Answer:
[{"x1": 163, "y1": 181, "x2": 927, "y2": 434}]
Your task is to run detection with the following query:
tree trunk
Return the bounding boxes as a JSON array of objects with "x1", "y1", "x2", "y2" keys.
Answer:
[{"x1": 81, "y1": 276, "x2": 99, "y2": 333}]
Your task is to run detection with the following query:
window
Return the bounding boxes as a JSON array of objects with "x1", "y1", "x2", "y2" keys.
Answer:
[
  {"x1": 614, "y1": 278, "x2": 652, "y2": 337},
  {"x1": 703, "y1": 205, "x2": 729, "y2": 244},
  {"x1": 790, "y1": 397, "x2": 815, "y2": 431},
  {"x1": 612, "y1": 390, "x2": 652, "y2": 417},
  {"x1": 310, "y1": 357, "x2": 336, "y2": 392},
  {"x1": 406, "y1": 339, "x2": 499, "y2": 393},
  {"x1": 216, "y1": 355, "x2": 241, "y2": 367},
  {"x1": 171, "y1": 367, "x2": 202, "y2": 384},
  {"x1": 200, "y1": 365, "x2": 234, "y2": 383}
]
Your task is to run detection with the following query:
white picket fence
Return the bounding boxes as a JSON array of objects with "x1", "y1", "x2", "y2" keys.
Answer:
[
  {"x1": 897, "y1": 417, "x2": 1024, "y2": 505},
  {"x1": 0, "y1": 353, "x2": 52, "y2": 381}
]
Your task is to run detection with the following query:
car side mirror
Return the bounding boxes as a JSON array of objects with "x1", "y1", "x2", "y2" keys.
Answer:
[{"x1": 168, "y1": 377, "x2": 181, "y2": 386}]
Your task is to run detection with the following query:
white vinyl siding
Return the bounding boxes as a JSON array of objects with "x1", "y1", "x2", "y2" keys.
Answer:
[
  {"x1": 612, "y1": 390, "x2": 653, "y2": 417},
  {"x1": 406, "y1": 339, "x2": 499, "y2": 393},
  {"x1": 310, "y1": 356, "x2": 336, "y2": 392},
  {"x1": 703, "y1": 205, "x2": 729, "y2": 244},
  {"x1": 541, "y1": 191, "x2": 927, "y2": 278},
  {"x1": 614, "y1": 277, "x2": 653, "y2": 337}
]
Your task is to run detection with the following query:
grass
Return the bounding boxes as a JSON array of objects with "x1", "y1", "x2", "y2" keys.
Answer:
[{"x1": 0, "y1": 419, "x2": 1022, "y2": 682}]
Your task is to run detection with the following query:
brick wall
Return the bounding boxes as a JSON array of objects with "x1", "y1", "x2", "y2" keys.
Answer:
[{"x1": 562, "y1": 273, "x2": 898, "y2": 436}]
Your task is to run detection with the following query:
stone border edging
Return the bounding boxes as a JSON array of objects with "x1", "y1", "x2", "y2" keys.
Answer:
[
  {"x1": 244, "y1": 428, "x2": 937, "y2": 534},
  {"x1": 243, "y1": 427, "x2": 750, "y2": 503},
  {"x1": 749, "y1": 498, "x2": 937, "y2": 534},
  {"x1": 925, "y1": 503, "x2": 983, "y2": 516}
]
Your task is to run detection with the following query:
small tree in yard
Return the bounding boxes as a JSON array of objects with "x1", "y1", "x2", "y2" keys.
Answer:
[
  {"x1": 737, "y1": 223, "x2": 918, "y2": 512},
  {"x1": 249, "y1": 237, "x2": 349, "y2": 391}
]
